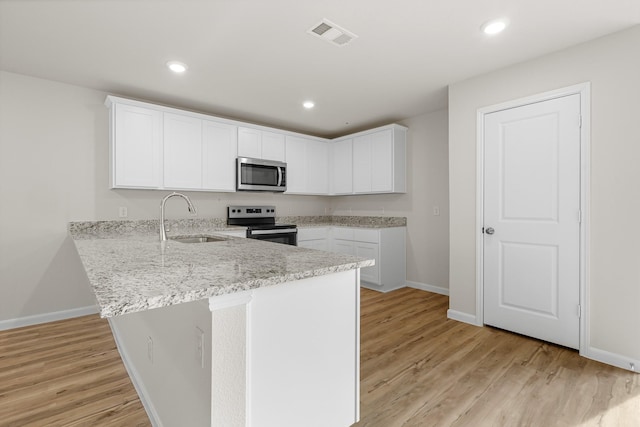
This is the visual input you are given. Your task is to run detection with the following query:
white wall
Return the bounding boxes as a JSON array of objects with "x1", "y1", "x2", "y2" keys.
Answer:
[
  {"x1": 330, "y1": 110, "x2": 450, "y2": 292},
  {"x1": 0, "y1": 71, "x2": 328, "y2": 324},
  {"x1": 448, "y1": 25, "x2": 640, "y2": 365}
]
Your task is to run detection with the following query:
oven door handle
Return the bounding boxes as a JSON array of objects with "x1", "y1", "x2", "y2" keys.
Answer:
[{"x1": 249, "y1": 228, "x2": 297, "y2": 235}]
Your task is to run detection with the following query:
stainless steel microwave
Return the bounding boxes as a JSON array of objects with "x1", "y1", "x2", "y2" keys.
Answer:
[{"x1": 237, "y1": 157, "x2": 287, "y2": 192}]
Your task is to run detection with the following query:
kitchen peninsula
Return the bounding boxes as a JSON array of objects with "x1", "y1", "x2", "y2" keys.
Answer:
[{"x1": 69, "y1": 220, "x2": 373, "y2": 427}]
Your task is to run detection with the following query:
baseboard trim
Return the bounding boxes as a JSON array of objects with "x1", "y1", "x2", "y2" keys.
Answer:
[
  {"x1": 108, "y1": 319, "x2": 163, "y2": 427},
  {"x1": 447, "y1": 309, "x2": 481, "y2": 326},
  {"x1": 0, "y1": 305, "x2": 98, "y2": 331},
  {"x1": 360, "y1": 281, "x2": 405, "y2": 293},
  {"x1": 406, "y1": 281, "x2": 449, "y2": 296},
  {"x1": 582, "y1": 345, "x2": 640, "y2": 373}
]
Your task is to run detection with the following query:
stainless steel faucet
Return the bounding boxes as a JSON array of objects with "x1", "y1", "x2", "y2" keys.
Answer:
[{"x1": 159, "y1": 192, "x2": 197, "y2": 241}]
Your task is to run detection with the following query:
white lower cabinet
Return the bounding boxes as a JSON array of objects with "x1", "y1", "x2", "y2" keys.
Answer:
[
  {"x1": 297, "y1": 227, "x2": 330, "y2": 251},
  {"x1": 302, "y1": 226, "x2": 406, "y2": 292},
  {"x1": 216, "y1": 229, "x2": 247, "y2": 238}
]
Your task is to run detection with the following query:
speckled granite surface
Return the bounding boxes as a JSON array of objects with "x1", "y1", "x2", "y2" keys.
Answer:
[
  {"x1": 69, "y1": 218, "x2": 244, "y2": 238},
  {"x1": 280, "y1": 215, "x2": 406, "y2": 228},
  {"x1": 70, "y1": 221, "x2": 374, "y2": 318}
]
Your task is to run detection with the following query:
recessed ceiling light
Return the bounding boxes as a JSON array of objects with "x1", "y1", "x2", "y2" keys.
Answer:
[
  {"x1": 167, "y1": 61, "x2": 188, "y2": 73},
  {"x1": 303, "y1": 101, "x2": 315, "y2": 109},
  {"x1": 481, "y1": 19, "x2": 508, "y2": 35}
]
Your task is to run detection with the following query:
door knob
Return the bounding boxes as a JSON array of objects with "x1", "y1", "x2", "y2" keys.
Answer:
[{"x1": 485, "y1": 227, "x2": 495, "y2": 235}]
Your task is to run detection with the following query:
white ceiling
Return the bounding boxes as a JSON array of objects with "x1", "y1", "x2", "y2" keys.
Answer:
[{"x1": 1, "y1": 0, "x2": 638, "y2": 137}]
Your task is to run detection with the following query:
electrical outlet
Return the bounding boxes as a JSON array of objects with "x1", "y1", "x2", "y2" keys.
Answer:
[
  {"x1": 433, "y1": 206, "x2": 440, "y2": 216},
  {"x1": 196, "y1": 327, "x2": 205, "y2": 368},
  {"x1": 147, "y1": 336, "x2": 153, "y2": 364},
  {"x1": 119, "y1": 207, "x2": 128, "y2": 218}
]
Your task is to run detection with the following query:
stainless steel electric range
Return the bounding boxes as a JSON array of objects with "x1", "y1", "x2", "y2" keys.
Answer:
[{"x1": 227, "y1": 205, "x2": 297, "y2": 246}]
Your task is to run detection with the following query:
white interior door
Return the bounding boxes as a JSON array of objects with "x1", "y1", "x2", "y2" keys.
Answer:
[{"x1": 483, "y1": 94, "x2": 581, "y2": 349}]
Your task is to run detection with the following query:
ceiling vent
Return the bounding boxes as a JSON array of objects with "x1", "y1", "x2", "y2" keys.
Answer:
[{"x1": 307, "y1": 19, "x2": 358, "y2": 47}]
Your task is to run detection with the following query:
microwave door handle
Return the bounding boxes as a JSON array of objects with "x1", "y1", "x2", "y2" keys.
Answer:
[{"x1": 277, "y1": 167, "x2": 283, "y2": 187}]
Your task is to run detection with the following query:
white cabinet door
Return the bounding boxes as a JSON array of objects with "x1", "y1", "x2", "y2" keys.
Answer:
[
  {"x1": 238, "y1": 127, "x2": 285, "y2": 161},
  {"x1": 327, "y1": 226, "x2": 407, "y2": 291},
  {"x1": 298, "y1": 239, "x2": 329, "y2": 251},
  {"x1": 164, "y1": 114, "x2": 237, "y2": 192},
  {"x1": 163, "y1": 113, "x2": 203, "y2": 189},
  {"x1": 332, "y1": 239, "x2": 356, "y2": 256},
  {"x1": 261, "y1": 131, "x2": 285, "y2": 162},
  {"x1": 112, "y1": 103, "x2": 162, "y2": 188},
  {"x1": 306, "y1": 139, "x2": 329, "y2": 194},
  {"x1": 371, "y1": 129, "x2": 393, "y2": 192},
  {"x1": 298, "y1": 228, "x2": 330, "y2": 251},
  {"x1": 352, "y1": 134, "x2": 372, "y2": 193},
  {"x1": 355, "y1": 242, "x2": 380, "y2": 284},
  {"x1": 351, "y1": 126, "x2": 406, "y2": 195},
  {"x1": 331, "y1": 139, "x2": 353, "y2": 195},
  {"x1": 285, "y1": 136, "x2": 306, "y2": 193},
  {"x1": 285, "y1": 136, "x2": 328, "y2": 195},
  {"x1": 216, "y1": 229, "x2": 246, "y2": 238},
  {"x1": 202, "y1": 120, "x2": 237, "y2": 192},
  {"x1": 237, "y1": 127, "x2": 262, "y2": 159}
]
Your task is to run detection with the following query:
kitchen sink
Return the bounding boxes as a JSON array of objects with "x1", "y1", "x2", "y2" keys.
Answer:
[{"x1": 170, "y1": 236, "x2": 227, "y2": 244}]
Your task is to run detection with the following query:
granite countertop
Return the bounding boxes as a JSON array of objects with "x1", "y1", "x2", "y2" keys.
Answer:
[
  {"x1": 70, "y1": 220, "x2": 375, "y2": 318},
  {"x1": 280, "y1": 215, "x2": 407, "y2": 229}
]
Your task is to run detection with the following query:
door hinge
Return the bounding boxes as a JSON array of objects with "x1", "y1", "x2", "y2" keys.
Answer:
[{"x1": 577, "y1": 304, "x2": 582, "y2": 318}]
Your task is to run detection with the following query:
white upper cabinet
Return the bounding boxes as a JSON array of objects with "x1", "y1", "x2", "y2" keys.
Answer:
[
  {"x1": 202, "y1": 120, "x2": 237, "y2": 192},
  {"x1": 352, "y1": 135, "x2": 373, "y2": 193},
  {"x1": 285, "y1": 136, "x2": 306, "y2": 194},
  {"x1": 330, "y1": 139, "x2": 353, "y2": 195},
  {"x1": 352, "y1": 125, "x2": 406, "y2": 194},
  {"x1": 285, "y1": 136, "x2": 329, "y2": 195},
  {"x1": 261, "y1": 131, "x2": 286, "y2": 161},
  {"x1": 163, "y1": 113, "x2": 203, "y2": 189},
  {"x1": 110, "y1": 103, "x2": 162, "y2": 189},
  {"x1": 164, "y1": 113, "x2": 237, "y2": 192},
  {"x1": 238, "y1": 127, "x2": 285, "y2": 162},
  {"x1": 107, "y1": 96, "x2": 406, "y2": 196},
  {"x1": 307, "y1": 139, "x2": 329, "y2": 194},
  {"x1": 107, "y1": 96, "x2": 237, "y2": 193}
]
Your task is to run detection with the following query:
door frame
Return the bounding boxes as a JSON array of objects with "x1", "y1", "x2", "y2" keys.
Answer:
[{"x1": 475, "y1": 82, "x2": 590, "y2": 355}]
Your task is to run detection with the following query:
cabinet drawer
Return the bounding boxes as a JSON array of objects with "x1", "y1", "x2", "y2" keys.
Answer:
[
  {"x1": 298, "y1": 227, "x2": 329, "y2": 241},
  {"x1": 353, "y1": 229, "x2": 379, "y2": 243},
  {"x1": 332, "y1": 227, "x2": 355, "y2": 240}
]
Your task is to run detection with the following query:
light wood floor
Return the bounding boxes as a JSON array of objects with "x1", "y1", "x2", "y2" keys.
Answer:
[
  {"x1": 356, "y1": 288, "x2": 640, "y2": 427},
  {"x1": 1, "y1": 288, "x2": 638, "y2": 426},
  {"x1": 0, "y1": 315, "x2": 150, "y2": 426}
]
